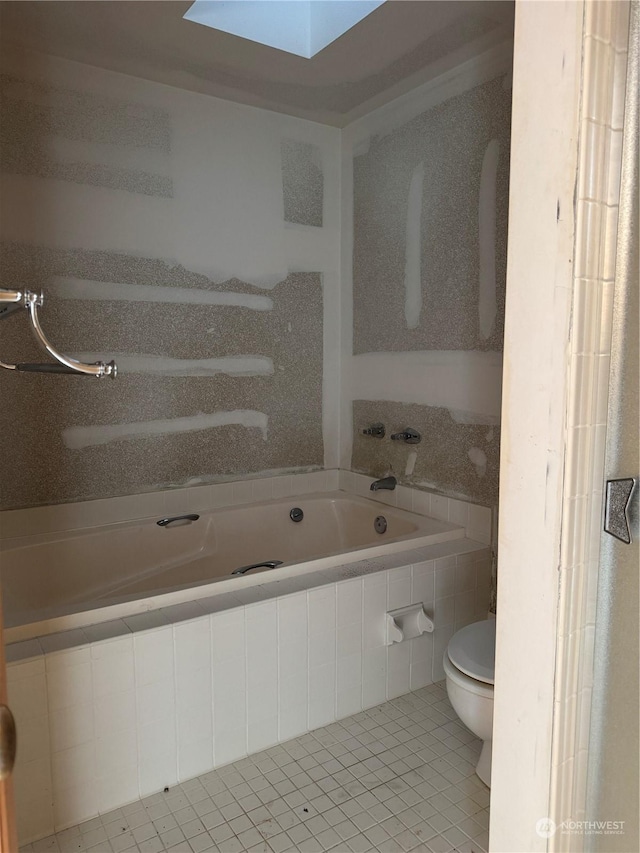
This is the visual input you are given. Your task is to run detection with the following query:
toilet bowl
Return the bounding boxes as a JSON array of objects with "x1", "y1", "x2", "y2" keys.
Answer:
[{"x1": 443, "y1": 618, "x2": 495, "y2": 787}]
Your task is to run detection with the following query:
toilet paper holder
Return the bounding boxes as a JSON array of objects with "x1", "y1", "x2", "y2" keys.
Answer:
[{"x1": 385, "y1": 603, "x2": 434, "y2": 645}]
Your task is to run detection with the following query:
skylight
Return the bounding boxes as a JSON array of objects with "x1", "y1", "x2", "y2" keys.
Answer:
[{"x1": 183, "y1": 1, "x2": 387, "y2": 59}]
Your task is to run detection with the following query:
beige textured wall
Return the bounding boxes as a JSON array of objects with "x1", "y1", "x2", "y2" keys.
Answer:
[
  {"x1": 344, "y1": 59, "x2": 512, "y2": 509},
  {"x1": 0, "y1": 51, "x2": 340, "y2": 509}
]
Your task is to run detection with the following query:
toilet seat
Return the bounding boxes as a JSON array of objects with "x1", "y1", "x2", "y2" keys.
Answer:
[{"x1": 447, "y1": 619, "x2": 496, "y2": 685}]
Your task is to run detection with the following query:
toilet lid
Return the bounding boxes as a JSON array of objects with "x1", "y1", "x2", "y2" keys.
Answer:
[{"x1": 447, "y1": 619, "x2": 496, "y2": 685}]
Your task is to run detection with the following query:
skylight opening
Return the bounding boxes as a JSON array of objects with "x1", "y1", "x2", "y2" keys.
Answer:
[{"x1": 183, "y1": 1, "x2": 387, "y2": 59}]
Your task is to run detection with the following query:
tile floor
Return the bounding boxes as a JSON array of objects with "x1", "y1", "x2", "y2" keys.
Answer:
[{"x1": 20, "y1": 683, "x2": 490, "y2": 853}]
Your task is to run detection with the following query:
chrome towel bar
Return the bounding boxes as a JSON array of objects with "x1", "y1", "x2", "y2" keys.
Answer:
[{"x1": 0, "y1": 288, "x2": 117, "y2": 378}]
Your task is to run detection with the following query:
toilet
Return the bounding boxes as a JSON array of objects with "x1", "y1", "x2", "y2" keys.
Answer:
[{"x1": 443, "y1": 618, "x2": 496, "y2": 787}]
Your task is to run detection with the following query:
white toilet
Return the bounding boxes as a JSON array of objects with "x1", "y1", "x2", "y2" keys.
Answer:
[{"x1": 443, "y1": 618, "x2": 496, "y2": 787}]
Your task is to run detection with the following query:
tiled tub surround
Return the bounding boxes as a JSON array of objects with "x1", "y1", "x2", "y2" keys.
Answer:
[
  {"x1": 7, "y1": 536, "x2": 491, "y2": 844},
  {"x1": 2, "y1": 491, "x2": 464, "y2": 643},
  {"x1": 19, "y1": 684, "x2": 491, "y2": 853}
]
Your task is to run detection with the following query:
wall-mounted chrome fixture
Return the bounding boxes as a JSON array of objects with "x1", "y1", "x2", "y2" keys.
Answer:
[
  {"x1": 391, "y1": 428, "x2": 421, "y2": 444},
  {"x1": 371, "y1": 476, "x2": 397, "y2": 491},
  {"x1": 362, "y1": 422, "x2": 386, "y2": 438},
  {"x1": 0, "y1": 289, "x2": 117, "y2": 378}
]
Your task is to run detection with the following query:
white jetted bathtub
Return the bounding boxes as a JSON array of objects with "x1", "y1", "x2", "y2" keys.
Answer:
[{"x1": 1, "y1": 491, "x2": 463, "y2": 642}]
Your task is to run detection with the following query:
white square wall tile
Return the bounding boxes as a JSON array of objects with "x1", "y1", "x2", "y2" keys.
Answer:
[
  {"x1": 271, "y1": 475, "x2": 294, "y2": 498},
  {"x1": 449, "y1": 499, "x2": 470, "y2": 527},
  {"x1": 362, "y1": 647, "x2": 387, "y2": 686},
  {"x1": 279, "y1": 671, "x2": 308, "y2": 709},
  {"x1": 246, "y1": 603, "x2": 278, "y2": 682},
  {"x1": 248, "y1": 674, "x2": 277, "y2": 726},
  {"x1": 467, "y1": 504, "x2": 492, "y2": 545},
  {"x1": 431, "y1": 495, "x2": 449, "y2": 521},
  {"x1": 251, "y1": 477, "x2": 273, "y2": 502},
  {"x1": 175, "y1": 617, "x2": 211, "y2": 672},
  {"x1": 94, "y1": 689, "x2": 136, "y2": 736},
  {"x1": 211, "y1": 609, "x2": 246, "y2": 663},
  {"x1": 139, "y1": 746, "x2": 178, "y2": 797},
  {"x1": 387, "y1": 642, "x2": 411, "y2": 699},
  {"x1": 337, "y1": 652, "x2": 362, "y2": 693},
  {"x1": 325, "y1": 469, "x2": 340, "y2": 491},
  {"x1": 92, "y1": 645, "x2": 134, "y2": 699},
  {"x1": 412, "y1": 564, "x2": 434, "y2": 605},
  {"x1": 213, "y1": 655, "x2": 246, "y2": 696},
  {"x1": 337, "y1": 687, "x2": 362, "y2": 719},
  {"x1": 309, "y1": 630, "x2": 336, "y2": 669},
  {"x1": 134, "y1": 627, "x2": 174, "y2": 686},
  {"x1": 278, "y1": 593, "x2": 308, "y2": 644},
  {"x1": 279, "y1": 702, "x2": 308, "y2": 741},
  {"x1": 53, "y1": 781, "x2": 99, "y2": 832},
  {"x1": 435, "y1": 566, "x2": 456, "y2": 599},
  {"x1": 248, "y1": 718, "x2": 279, "y2": 755},
  {"x1": 308, "y1": 586, "x2": 336, "y2": 635},
  {"x1": 52, "y1": 742, "x2": 96, "y2": 795},
  {"x1": 434, "y1": 596, "x2": 455, "y2": 628},
  {"x1": 138, "y1": 715, "x2": 176, "y2": 772},
  {"x1": 9, "y1": 671, "x2": 49, "y2": 720},
  {"x1": 94, "y1": 727, "x2": 137, "y2": 778},
  {"x1": 410, "y1": 660, "x2": 432, "y2": 691},
  {"x1": 214, "y1": 724, "x2": 247, "y2": 766},
  {"x1": 337, "y1": 579, "x2": 363, "y2": 626},
  {"x1": 338, "y1": 622, "x2": 362, "y2": 658},
  {"x1": 179, "y1": 736, "x2": 215, "y2": 782},
  {"x1": 278, "y1": 635, "x2": 308, "y2": 675},
  {"x1": 47, "y1": 663, "x2": 92, "y2": 713},
  {"x1": 14, "y1": 715, "x2": 50, "y2": 765},
  {"x1": 136, "y1": 676, "x2": 176, "y2": 728},
  {"x1": 411, "y1": 490, "x2": 431, "y2": 516},
  {"x1": 309, "y1": 662, "x2": 336, "y2": 729},
  {"x1": 433, "y1": 625, "x2": 455, "y2": 682},
  {"x1": 16, "y1": 791, "x2": 54, "y2": 847},
  {"x1": 50, "y1": 704, "x2": 93, "y2": 754},
  {"x1": 13, "y1": 756, "x2": 52, "y2": 816},
  {"x1": 387, "y1": 566, "x2": 411, "y2": 609},
  {"x1": 396, "y1": 486, "x2": 413, "y2": 511},
  {"x1": 363, "y1": 577, "x2": 387, "y2": 651},
  {"x1": 214, "y1": 687, "x2": 247, "y2": 732},
  {"x1": 410, "y1": 632, "x2": 434, "y2": 666}
]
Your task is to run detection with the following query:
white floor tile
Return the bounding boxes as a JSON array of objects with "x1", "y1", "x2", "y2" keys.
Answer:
[{"x1": 45, "y1": 682, "x2": 489, "y2": 853}]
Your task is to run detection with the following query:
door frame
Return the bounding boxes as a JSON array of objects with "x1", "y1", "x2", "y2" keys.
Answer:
[
  {"x1": 490, "y1": 1, "x2": 631, "y2": 851},
  {"x1": 0, "y1": 592, "x2": 18, "y2": 852}
]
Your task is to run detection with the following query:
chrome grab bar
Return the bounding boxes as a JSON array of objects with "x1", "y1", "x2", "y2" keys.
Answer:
[
  {"x1": 157, "y1": 514, "x2": 200, "y2": 527},
  {"x1": 0, "y1": 288, "x2": 117, "y2": 378},
  {"x1": 231, "y1": 560, "x2": 284, "y2": 576}
]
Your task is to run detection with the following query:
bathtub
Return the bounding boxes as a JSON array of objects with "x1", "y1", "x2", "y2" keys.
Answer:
[{"x1": 1, "y1": 490, "x2": 464, "y2": 642}]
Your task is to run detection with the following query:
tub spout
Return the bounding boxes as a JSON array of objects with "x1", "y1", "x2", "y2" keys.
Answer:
[{"x1": 370, "y1": 476, "x2": 397, "y2": 491}]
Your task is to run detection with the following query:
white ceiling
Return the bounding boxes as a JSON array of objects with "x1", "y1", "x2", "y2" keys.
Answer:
[{"x1": 0, "y1": 0, "x2": 514, "y2": 126}]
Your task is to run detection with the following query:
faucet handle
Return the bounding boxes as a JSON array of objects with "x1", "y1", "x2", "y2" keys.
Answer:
[
  {"x1": 362, "y1": 422, "x2": 386, "y2": 438},
  {"x1": 391, "y1": 428, "x2": 421, "y2": 444}
]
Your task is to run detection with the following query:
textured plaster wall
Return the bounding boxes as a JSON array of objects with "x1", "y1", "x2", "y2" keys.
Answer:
[
  {"x1": 0, "y1": 51, "x2": 340, "y2": 509},
  {"x1": 353, "y1": 76, "x2": 510, "y2": 354},
  {"x1": 342, "y1": 49, "x2": 512, "y2": 510}
]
